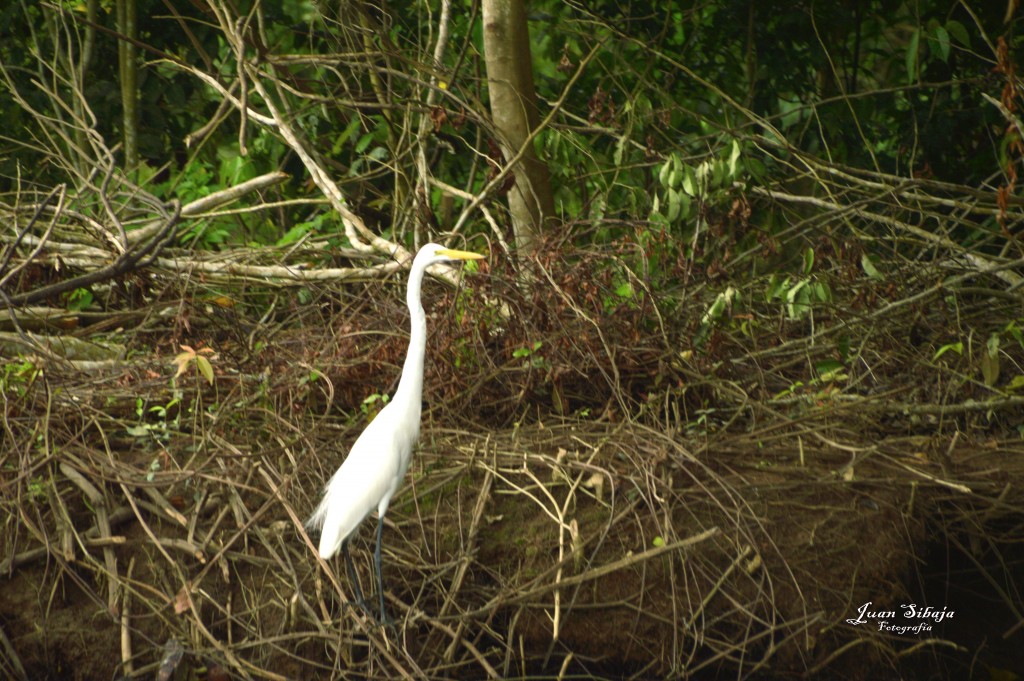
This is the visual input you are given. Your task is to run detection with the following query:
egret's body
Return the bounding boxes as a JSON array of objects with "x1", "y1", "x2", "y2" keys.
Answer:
[{"x1": 306, "y1": 243, "x2": 483, "y2": 620}]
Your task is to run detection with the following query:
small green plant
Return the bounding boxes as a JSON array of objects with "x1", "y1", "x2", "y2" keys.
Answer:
[
  {"x1": 651, "y1": 140, "x2": 747, "y2": 231},
  {"x1": 127, "y1": 396, "x2": 178, "y2": 442},
  {"x1": 513, "y1": 341, "x2": 549, "y2": 369},
  {"x1": 173, "y1": 344, "x2": 216, "y2": 385},
  {"x1": 0, "y1": 359, "x2": 39, "y2": 397},
  {"x1": 766, "y1": 249, "x2": 832, "y2": 320},
  {"x1": 361, "y1": 392, "x2": 389, "y2": 420},
  {"x1": 297, "y1": 367, "x2": 322, "y2": 389},
  {"x1": 932, "y1": 341, "x2": 963, "y2": 362},
  {"x1": 981, "y1": 320, "x2": 1024, "y2": 391},
  {"x1": 147, "y1": 457, "x2": 162, "y2": 482},
  {"x1": 694, "y1": 286, "x2": 738, "y2": 347},
  {"x1": 602, "y1": 276, "x2": 640, "y2": 313},
  {"x1": 65, "y1": 287, "x2": 93, "y2": 311},
  {"x1": 277, "y1": 213, "x2": 328, "y2": 247},
  {"x1": 773, "y1": 359, "x2": 848, "y2": 403},
  {"x1": 126, "y1": 397, "x2": 179, "y2": 479},
  {"x1": 685, "y1": 405, "x2": 718, "y2": 437},
  {"x1": 26, "y1": 476, "x2": 48, "y2": 502}
]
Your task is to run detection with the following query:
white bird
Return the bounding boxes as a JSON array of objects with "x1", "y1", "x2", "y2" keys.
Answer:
[{"x1": 306, "y1": 242, "x2": 484, "y2": 621}]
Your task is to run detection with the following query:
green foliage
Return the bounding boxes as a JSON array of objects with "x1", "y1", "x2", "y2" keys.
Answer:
[
  {"x1": 933, "y1": 341, "x2": 964, "y2": 362},
  {"x1": 767, "y1": 276, "x2": 832, "y2": 322},
  {"x1": 127, "y1": 396, "x2": 179, "y2": 451},
  {"x1": 695, "y1": 286, "x2": 738, "y2": 348},
  {"x1": 278, "y1": 214, "x2": 328, "y2": 248},
  {"x1": 0, "y1": 0, "x2": 1016, "y2": 268},
  {"x1": 513, "y1": 341, "x2": 549, "y2": 370},
  {"x1": 651, "y1": 140, "x2": 748, "y2": 233},
  {"x1": 65, "y1": 287, "x2": 94, "y2": 312},
  {"x1": 361, "y1": 392, "x2": 390, "y2": 420},
  {"x1": 297, "y1": 368, "x2": 322, "y2": 389},
  {"x1": 0, "y1": 359, "x2": 40, "y2": 398}
]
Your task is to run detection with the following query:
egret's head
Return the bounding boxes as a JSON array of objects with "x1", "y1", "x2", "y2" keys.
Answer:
[{"x1": 416, "y1": 242, "x2": 486, "y2": 268}]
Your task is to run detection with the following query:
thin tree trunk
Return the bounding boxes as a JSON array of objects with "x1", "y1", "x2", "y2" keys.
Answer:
[
  {"x1": 482, "y1": 0, "x2": 556, "y2": 254},
  {"x1": 116, "y1": 0, "x2": 138, "y2": 170}
]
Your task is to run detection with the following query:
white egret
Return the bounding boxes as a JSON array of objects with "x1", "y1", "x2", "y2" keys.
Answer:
[{"x1": 306, "y1": 242, "x2": 484, "y2": 621}]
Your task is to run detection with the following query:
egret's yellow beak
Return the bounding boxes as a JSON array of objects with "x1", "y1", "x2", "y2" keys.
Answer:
[{"x1": 436, "y1": 248, "x2": 485, "y2": 260}]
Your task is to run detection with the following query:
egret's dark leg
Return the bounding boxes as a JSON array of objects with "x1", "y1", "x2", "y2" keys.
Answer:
[
  {"x1": 374, "y1": 515, "x2": 388, "y2": 623},
  {"x1": 341, "y1": 539, "x2": 368, "y2": 614}
]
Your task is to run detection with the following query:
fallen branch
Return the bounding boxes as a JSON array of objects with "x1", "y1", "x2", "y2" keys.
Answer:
[{"x1": 4, "y1": 200, "x2": 181, "y2": 306}]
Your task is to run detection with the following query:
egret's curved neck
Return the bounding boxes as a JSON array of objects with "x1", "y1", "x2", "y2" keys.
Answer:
[{"x1": 393, "y1": 259, "x2": 428, "y2": 410}]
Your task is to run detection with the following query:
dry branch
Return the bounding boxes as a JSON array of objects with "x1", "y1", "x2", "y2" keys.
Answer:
[{"x1": 3, "y1": 199, "x2": 181, "y2": 306}]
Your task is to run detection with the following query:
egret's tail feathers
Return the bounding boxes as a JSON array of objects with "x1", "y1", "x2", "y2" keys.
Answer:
[
  {"x1": 307, "y1": 494, "x2": 354, "y2": 560},
  {"x1": 305, "y1": 497, "x2": 329, "y2": 532},
  {"x1": 306, "y1": 498, "x2": 340, "y2": 559}
]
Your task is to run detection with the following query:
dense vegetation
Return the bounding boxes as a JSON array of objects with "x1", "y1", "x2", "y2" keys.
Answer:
[
  {"x1": 2, "y1": 2, "x2": 1023, "y2": 680},
  {"x1": 2, "y1": 1, "x2": 1013, "y2": 250}
]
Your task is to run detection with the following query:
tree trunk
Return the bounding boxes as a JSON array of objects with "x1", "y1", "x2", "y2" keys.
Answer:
[
  {"x1": 116, "y1": 0, "x2": 138, "y2": 171},
  {"x1": 482, "y1": 0, "x2": 556, "y2": 254}
]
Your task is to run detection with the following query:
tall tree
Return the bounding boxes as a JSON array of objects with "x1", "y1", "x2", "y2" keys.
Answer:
[{"x1": 482, "y1": 0, "x2": 556, "y2": 254}]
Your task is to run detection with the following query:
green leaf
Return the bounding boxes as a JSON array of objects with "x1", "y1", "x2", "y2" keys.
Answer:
[
  {"x1": 767, "y1": 274, "x2": 791, "y2": 301},
  {"x1": 982, "y1": 334, "x2": 1001, "y2": 386},
  {"x1": 933, "y1": 341, "x2": 963, "y2": 361},
  {"x1": 813, "y1": 281, "x2": 832, "y2": 302},
  {"x1": 1005, "y1": 322, "x2": 1024, "y2": 348},
  {"x1": 838, "y1": 335, "x2": 851, "y2": 360},
  {"x1": 815, "y1": 359, "x2": 845, "y2": 378},
  {"x1": 66, "y1": 287, "x2": 93, "y2": 312},
  {"x1": 945, "y1": 20, "x2": 970, "y2": 48},
  {"x1": 332, "y1": 117, "x2": 362, "y2": 155},
  {"x1": 707, "y1": 295, "x2": 727, "y2": 320},
  {"x1": 668, "y1": 165, "x2": 682, "y2": 189},
  {"x1": 658, "y1": 159, "x2": 671, "y2": 187},
  {"x1": 981, "y1": 351, "x2": 999, "y2": 386},
  {"x1": 786, "y1": 279, "x2": 810, "y2": 318},
  {"x1": 861, "y1": 254, "x2": 882, "y2": 280},
  {"x1": 702, "y1": 287, "x2": 735, "y2": 325},
  {"x1": 276, "y1": 224, "x2": 312, "y2": 247},
  {"x1": 802, "y1": 247, "x2": 814, "y2": 275},
  {"x1": 355, "y1": 133, "x2": 374, "y2": 154},
  {"x1": 711, "y1": 159, "x2": 725, "y2": 188},
  {"x1": 666, "y1": 188, "x2": 682, "y2": 223},
  {"x1": 987, "y1": 333, "x2": 1000, "y2": 358},
  {"x1": 195, "y1": 356, "x2": 215, "y2": 385},
  {"x1": 677, "y1": 190, "x2": 691, "y2": 221},
  {"x1": 652, "y1": 536, "x2": 665, "y2": 547},
  {"x1": 728, "y1": 139, "x2": 741, "y2": 178},
  {"x1": 934, "y1": 25, "x2": 950, "y2": 63},
  {"x1": 681, "y1": 165, "x2": 697, "y2": 196},
  {"x1": 906, "y1": 28, "x2": 920, "y2": 83}
]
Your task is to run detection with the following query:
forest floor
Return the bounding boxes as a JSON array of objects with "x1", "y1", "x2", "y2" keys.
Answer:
[{"x1": 3, "y1": 251, "x2": 1024, "y2": 681}]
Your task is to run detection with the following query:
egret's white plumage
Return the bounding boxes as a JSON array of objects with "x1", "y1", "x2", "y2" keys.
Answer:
[{"x1": 306, "y1": 243, "x2": 483, "y2": 619}]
